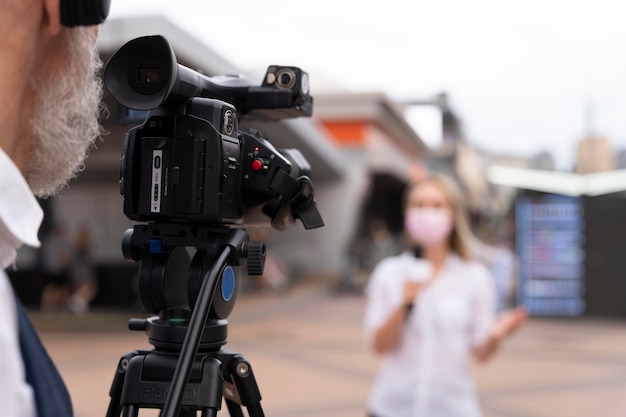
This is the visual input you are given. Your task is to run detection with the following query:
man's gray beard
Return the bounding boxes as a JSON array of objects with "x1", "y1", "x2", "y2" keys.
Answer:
[{"x1": 25, "y1": 27, "x2": 105, "y2": 198}]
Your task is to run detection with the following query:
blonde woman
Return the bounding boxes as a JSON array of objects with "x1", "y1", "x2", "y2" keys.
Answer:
[{"x1": 363, "y1": 175, "x2": 526, "y2": 417}]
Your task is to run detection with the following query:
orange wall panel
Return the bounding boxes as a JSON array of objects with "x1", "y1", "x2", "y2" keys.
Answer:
[{"x1": 321, "y1": 120, "x2": 367, "y2": 146}]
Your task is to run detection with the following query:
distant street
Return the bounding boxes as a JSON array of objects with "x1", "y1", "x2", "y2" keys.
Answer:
[{"x1": 32, "y1": 279, "x2": 626, "y2": 417}]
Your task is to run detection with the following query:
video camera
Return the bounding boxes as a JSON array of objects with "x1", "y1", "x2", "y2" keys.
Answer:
[
  {"x1": 103, "y1": 35, "x2": 324, "y2": 417},
  {"x1": 104, "y1": 35, "x2": 323, "y2": 230}
]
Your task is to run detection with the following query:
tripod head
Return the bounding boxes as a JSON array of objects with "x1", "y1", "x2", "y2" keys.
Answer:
[
  {"x1": 107, "y1": 225, "x2": 268, "y2": 417},
  {"x1": 121, "y1": 223, "x2": 265, "y2": 351}
]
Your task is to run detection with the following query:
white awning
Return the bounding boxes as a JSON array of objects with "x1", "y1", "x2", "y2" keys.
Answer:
[{"x1": 488, "y1": 166, "x2": 626, "y2": 196}]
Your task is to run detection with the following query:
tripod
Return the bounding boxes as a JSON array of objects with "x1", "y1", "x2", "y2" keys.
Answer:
[{"x1": 105, "y1": 224, "x2": 266, "y2": 417}]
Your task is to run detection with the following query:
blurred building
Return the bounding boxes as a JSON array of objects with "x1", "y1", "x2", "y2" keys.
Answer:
[
  {"x1": 309, "y1": 92, "x2": 428, "y2": 279},
  {"x1": 575, "y1": 135, "x2": 616, "y2": 174}
]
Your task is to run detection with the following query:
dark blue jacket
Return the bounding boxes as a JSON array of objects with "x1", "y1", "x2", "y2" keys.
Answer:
[{"x1": 15, "y1": 296, "x2": 73, "y2": 417}]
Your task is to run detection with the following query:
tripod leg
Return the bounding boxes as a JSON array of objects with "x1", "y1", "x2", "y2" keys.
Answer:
[
  {"x1": 106, "y1": 351, "x2": 141, "y2": 417},
  {"x1": 121, "y1": 404, "x2": 138, "y2": 417},
  {"x1": 201, "y1": 409, "x2": 218, "y2": 417},
  {"x1": 224, "y1": 399, "x2": 244, "y2": 417},
  {"x1": 221, "y1": 353, "x2": 265, "y2": 417},
  {"x1": 246, "y1": 404, "x2": 265, "y2": 417}
]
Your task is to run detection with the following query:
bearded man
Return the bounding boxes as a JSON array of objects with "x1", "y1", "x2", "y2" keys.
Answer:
[{"x1": 0, "y1": 0, "x2": 108, "y2": 416}]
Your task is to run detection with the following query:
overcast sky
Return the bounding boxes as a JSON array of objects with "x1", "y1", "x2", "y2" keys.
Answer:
[{"x1": 108, "y1": 0, "x2": 626, "y2": 170}]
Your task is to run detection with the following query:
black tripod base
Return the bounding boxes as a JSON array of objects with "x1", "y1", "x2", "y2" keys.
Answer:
[{"x1": 106, "y1": 349, "x2": 264, "y2": 417}]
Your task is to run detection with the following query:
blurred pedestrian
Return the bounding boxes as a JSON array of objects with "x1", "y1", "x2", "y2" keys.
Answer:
[
  {"x1": 39, "y1": 224, "x2": 73, "y2": 311},
  {"x1": 0, "y1": 1, "x2": 107, "y2": 415},
  {"x1": 366, "y1": 219, "x2": 402, "y2": 270},
  {"x1": 471, "y1": 238, "x2": 517, "y2": 313},
  {"x1": 68, "y1": 226, "x2": 98, "y2": 314},
  {"x1": 363, "y1": 175, "x2": 527, "y2": 417}
]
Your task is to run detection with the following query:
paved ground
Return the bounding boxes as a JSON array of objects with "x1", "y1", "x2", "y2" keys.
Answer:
[{"x1": 31, "y1": 280, "x2": 626, "y2": 417}]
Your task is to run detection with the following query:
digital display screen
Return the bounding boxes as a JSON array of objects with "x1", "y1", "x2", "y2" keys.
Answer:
[{"x1": 516, "y1": 195, "x2": 585, "y2": 316}]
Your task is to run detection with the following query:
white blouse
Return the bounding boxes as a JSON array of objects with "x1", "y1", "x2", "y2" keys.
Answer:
[{"x1": 364, "y1": 252, "x2": 496, "y2": 417}]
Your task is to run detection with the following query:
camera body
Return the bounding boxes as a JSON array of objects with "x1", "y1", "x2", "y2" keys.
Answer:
[
  {"x1": 122, "y1": 99, "x2": 239, "y2": 224},
  {"x1": 106, "y1": 35, "x2": 322, "y2": 229}
]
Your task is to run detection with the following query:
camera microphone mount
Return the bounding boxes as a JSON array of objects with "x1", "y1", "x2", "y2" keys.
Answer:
[{"x1": 106, "y1": 225, "x2": 267, "y2": 417}]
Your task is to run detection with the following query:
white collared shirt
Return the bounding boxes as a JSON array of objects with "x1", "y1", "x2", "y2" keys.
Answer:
[
  {"x1": 364, "y1": 252, "x2": 496, "y2": 417},
  {"x1": 0, "y1": 147, "x2": 43, "y2": 417}
]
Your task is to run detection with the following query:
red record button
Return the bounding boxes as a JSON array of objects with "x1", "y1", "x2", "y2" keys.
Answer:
[{"x1": 251, "y1": 159, "x2": 264, "y2": 172}]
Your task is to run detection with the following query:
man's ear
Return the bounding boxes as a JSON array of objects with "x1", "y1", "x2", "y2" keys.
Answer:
[{"x1": 43, "y1": 0, "x2": 62, "y2": 35}]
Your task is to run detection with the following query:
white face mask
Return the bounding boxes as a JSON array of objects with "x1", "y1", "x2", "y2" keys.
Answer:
[{"x1": 404, "y1": 208, "x2": 453, "y2": 248}]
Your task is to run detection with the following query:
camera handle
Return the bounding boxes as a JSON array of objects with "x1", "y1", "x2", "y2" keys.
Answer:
[
  {"x1": 263, "y1": 168, "x2": 324, "y2": 230},
  {"x1": 105, "y1": 226, "x2": 266, "y2": 417}
]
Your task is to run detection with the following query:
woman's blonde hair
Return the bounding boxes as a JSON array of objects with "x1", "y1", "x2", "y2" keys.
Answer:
[{"x1": 404, "y1": 174, "x2": 475, "y2": 260}]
